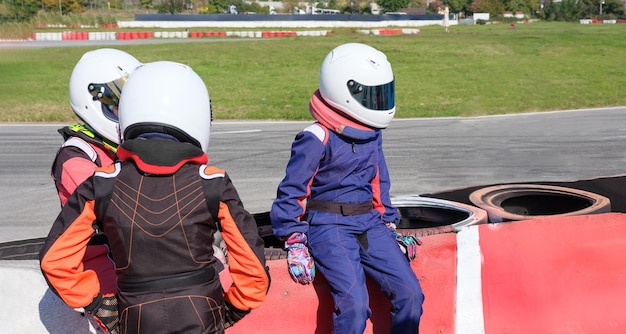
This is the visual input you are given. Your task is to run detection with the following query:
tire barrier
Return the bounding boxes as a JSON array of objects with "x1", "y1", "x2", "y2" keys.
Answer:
[
  {"x1": 254, "y1": 211, "x2": 288, "y2": 260},
  {"x1": 189, "y1": 31, "x2": 226, "y2": 38},
  {"x1": 254, "y1": 195, "x2": 490, "y2": 253},
  {"x1": 30, "y1": 30, "x2": 332, "y2": 41},
  {"x1": 33, "y1": 31, "x2": 118, "y2": 41},
  {"x1": 0, "y1": 194, "x2": 490, "y2": 261},
  {"x1": 391, "y1": 195, "x2": 488, "y2": 237},
  {"x1": 0, "y1": 237, "x2": 44, "y2": 260},
  {"x1": 579, "y1": 19, "x2": 622, "y2": 24},
  {"x1": 0, "y1": 213, "x2": 285, "y2": 261},
  {"x1": 468, "y1": 184, "x2": 611, "y2": 223},
  {"x1": 89, "y1": 31, "x2": 118, "y2": 40},
  {"x1": 356, "y1": 28, "x2": 420, "y2": 35},
  {"x1": 61, "y1": 31, "x2": 88, "y2": 40},
  {"x1": 117, "y1": 31, "x2": 154, "y2": 40},
  {"x1": 153, "y1": 31, "x2": 189, "y2": 38}
]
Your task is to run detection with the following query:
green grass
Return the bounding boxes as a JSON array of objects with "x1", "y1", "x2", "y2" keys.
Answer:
[{"x1": 1, "y1": 21, "x2": 625, "y2": 122}]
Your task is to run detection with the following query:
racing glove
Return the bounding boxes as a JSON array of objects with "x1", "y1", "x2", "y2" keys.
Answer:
[
  {"x1": 78, "y1": 293, "x2": 120, "y2": 334},
  {"x1": 285, "y1": 232, "x2": 315, "y2": 285},
  {"x1": 387, "y1": 223, "x2": 422, "y2": 262},
  {"x1": 223, "y1": 300, "x2": 251, "y2": 329}
]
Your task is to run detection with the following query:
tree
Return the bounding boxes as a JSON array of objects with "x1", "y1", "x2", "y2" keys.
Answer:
[
  {"x1": 140, "y1": 0, "x2": 153, "y2": 11},
  {"x1": 157, "y1": 0, "x2": 185, "y2": 13},
  {"x1": 539, "y1": 0, "x2": 586, "y2": 21},
  {"x1": 280, "y1": 0, "x2": 299, "y2": 13},
  {"x1": 445, "y1": 0, "x2": 470, "y2": 16},
  {"x1": 520, "y1": 0, "x2": 541, "y2": 17},
  {"x1": 206, "y1": 0, "x2": 229, "y2": 13},
  {"x1": 603, "y1": 0, "x2": 625, "y2": 16},
  {"x1": 341, "y1": 0, "x2": 368, "y2": 13},
  {"x1": 377, "y1": 0, "x2": 410, "y2": 12},
  {"x1": 409, "y1": 0, "x2": 428, "y2": 9},
  {"x1": 0, "y1": 0, "x2": 39, "y2": 21},
  {"x1": 468, "y1": 0, "x2": 504, "y2": 15}
]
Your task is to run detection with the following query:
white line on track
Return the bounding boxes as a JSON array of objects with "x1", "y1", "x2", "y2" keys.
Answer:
[{"x1": 212, "y1": 129, "x2": 262, "y2": 134}]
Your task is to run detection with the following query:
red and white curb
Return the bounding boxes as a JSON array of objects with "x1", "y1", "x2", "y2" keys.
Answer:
[
  {"x1": 451, "y1": 213, "x2": 626, "y2": 333},
  {"x1": 3, "y1": 213, "x2": 625, "y2": 333},
  {"x1": 456, "y1": 225, "x2": 485, "y2": 333},
  {"x1": 224, "y1": 212, "x2": 626, "y2": 333}
]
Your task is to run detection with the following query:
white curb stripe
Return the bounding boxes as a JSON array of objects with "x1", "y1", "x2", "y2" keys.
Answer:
[{"x1": 456, "y1": 225, "x2": 485, "y2": 333}]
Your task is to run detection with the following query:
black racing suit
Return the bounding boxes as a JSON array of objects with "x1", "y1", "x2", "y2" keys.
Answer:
[{"x1": 40, "y1": 138, "x2": 270, "y2": 334}]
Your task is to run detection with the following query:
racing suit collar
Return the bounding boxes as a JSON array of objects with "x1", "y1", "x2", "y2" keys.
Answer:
[
  {"x1": 58, "y1": 123, "x2": 117, "y2": 154},
  {"x1": 117, "y1": 138, "x2": 208, "y2": 175},
  {"x1": 309, "y1": 90, "x2": 378, "y2": 141}
]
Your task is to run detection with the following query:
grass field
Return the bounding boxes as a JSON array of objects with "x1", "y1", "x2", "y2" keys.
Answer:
[{"x1": 1, "y1": 21, "x2": 625, "y2": 123}]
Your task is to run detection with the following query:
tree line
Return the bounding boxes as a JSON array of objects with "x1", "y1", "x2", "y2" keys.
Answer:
[{"x1": 1, "y1": 0, "x2": 624, "y2": 23}]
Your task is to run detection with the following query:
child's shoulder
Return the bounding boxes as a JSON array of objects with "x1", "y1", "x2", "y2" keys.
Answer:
[
  {"x1": 302, "y1": 123, "x2": 328, "y2": 143},
  {"x1": 199, "y1": 165, "x2": 226, "y2": 179}
]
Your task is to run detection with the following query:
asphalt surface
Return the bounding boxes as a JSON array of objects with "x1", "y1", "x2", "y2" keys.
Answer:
[{"x1": 1, "y1": 107, "x2": 626, "y2": 243}]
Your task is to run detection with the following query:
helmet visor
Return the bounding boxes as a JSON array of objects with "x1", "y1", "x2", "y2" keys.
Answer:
[
  {"x1": 88, "y1": 74, "x2": 129, "y2": 121},
  {"x1": 347, "y1": 79, "x2": 395, "y2": 111}
]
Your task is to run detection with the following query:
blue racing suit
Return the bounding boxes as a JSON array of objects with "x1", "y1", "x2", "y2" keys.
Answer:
[{"x1": 271, "y1": 122, "x2": 424, "y2": 334}]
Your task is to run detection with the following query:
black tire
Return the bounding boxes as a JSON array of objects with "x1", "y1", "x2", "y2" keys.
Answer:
[
  {"x1": 0, "y1": 238, "x2": 287, "y2": 262},
  {"x1": 253, "y1": 195, "x2": 491, "y2": 243},
  {"x1": 264, "y1": 247, "x2": 287, "y2": 260},
  {"x1": 469, "y1": 184, "x2": 611, "y2": 223},
  {"x1": 253, "y1": 211, "x2": 288, "y2": 260},
  {"x1": 0, "y1": 212, "x2": 286, "y2": 262},
  {"x1": 391, "y1": 195, "x2": 488, "y2": 237},
  {"x1": 0, "y1": 237, "x2": 45, "y2": 260}
]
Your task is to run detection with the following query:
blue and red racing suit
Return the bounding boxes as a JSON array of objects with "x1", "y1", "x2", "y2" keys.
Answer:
[{"x1": 271, "y1": 121, "x2": 424, "y2": 333}]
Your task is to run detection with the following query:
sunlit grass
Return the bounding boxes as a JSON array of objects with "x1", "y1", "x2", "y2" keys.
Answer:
[{"x1": 1, "y1": 21, "x2": 625, "y2": 122}]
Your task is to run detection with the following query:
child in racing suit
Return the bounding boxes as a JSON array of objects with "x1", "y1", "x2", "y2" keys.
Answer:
[
  {"x1": 270, "y1": 43, "x2": 424, "y2": 333},
  {"x1": 40, "y1": 61, "x2": 270, "y2": 334},
  {"x1": 48, "y1": 48, "x2": 142, "y2": 333}
]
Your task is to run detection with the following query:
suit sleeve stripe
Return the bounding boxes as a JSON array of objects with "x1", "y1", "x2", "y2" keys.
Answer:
[
  {"x1": 40, "y1": 200, "x2": 101, "y2": 308},
  {"x1": 219, "y1": 202, "x2": 269, "y2": 310},
  {"x1": 372, "y1": 169, "x2": 385, "y2": 214}
]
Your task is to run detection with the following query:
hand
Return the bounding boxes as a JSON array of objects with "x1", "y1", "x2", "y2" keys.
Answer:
[
  {"x1": 223, "y1": 301, "x2": 250, "y2": 329},
  {"x1": 81, "y1": 293, "x2": 120, "y2": 334},
  {"x1": 387, "y1": 223, "x2": 422, "y2": 262},
  {"x1": 285, "y1": 232, "x2": 315, "y2": 285}
]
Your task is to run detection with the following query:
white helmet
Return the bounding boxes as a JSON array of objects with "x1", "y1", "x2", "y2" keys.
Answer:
[
  {"x1": 118, "y1": 61, "x2": 212, "y2": 152},
  {"x1": 319, "y1": 43, "x2": 395, "y2": 129},
  {"x1": 69, "y1": 48, "x2": 142, "y2": 145}
]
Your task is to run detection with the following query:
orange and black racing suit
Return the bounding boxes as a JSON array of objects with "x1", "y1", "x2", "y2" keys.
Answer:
[{"x1": 40, "y1": 138, "x2": 270, "y2": 333}]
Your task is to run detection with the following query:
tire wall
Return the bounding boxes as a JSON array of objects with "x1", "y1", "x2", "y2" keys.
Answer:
[{"x1": 468, "y1": 184, "x2": 611, "y2": 223}]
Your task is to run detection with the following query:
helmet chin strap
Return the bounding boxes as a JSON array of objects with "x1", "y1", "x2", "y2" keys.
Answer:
[{"x1": 309, "y1": 90, "x2": 374, "y2": 137}]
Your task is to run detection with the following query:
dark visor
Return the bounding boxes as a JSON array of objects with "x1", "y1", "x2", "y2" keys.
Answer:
[
  {"x1": 88, "y1": 74, "x2": 128, "y2": 121},
  {"x1": 347, "y1": 79, "x2": 395, "y2": 111}
]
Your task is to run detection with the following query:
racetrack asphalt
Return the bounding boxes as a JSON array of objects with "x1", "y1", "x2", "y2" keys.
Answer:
[{"x1": 2, "y1": 106, "x2": 626, "y2": 243}]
